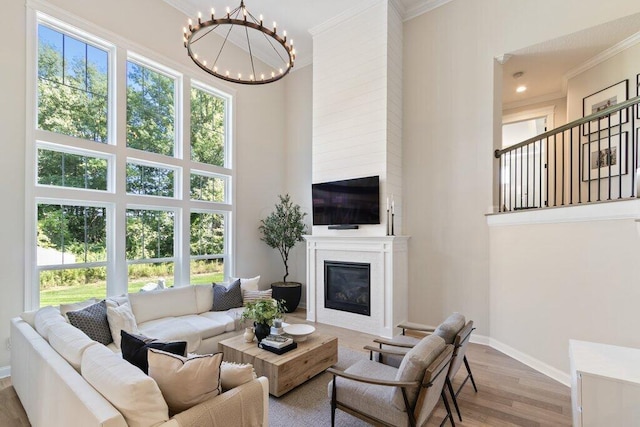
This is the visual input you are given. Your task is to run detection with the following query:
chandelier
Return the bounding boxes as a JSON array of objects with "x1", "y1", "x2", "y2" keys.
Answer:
[{"x1": 183, "y1": 1, "x2": 296, "y2": 85}]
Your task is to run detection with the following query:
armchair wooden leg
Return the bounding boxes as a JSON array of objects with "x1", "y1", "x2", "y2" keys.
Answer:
[
  {"x1": 446, "y1": 378, "x2": 463, "y2": 421},
  {"x1": 464, "y1": 356, "x2": 478, "y2": 392},
  {"x1": 440, "y1": 390, "x2": 456, "y2": 427},
  {"x1": 331, "y1": 375, "x2": 337, "y2": 427}
]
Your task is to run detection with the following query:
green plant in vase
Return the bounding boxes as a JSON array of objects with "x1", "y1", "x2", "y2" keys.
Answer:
[{"x1": 241, "y1": 299, "x2": 285, "y2": 342}]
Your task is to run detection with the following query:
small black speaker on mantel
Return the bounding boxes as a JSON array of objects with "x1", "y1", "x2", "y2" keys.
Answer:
[{"x1": 328, "y1": 225, "x2": 359, "y2": 230}]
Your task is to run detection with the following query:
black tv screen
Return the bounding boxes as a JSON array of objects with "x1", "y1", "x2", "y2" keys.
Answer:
[{"x1": 312, "y1": 176, "x2": 380, "y2": 226}]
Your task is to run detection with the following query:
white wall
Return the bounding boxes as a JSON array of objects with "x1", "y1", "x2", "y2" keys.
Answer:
[
  {"x1": 284, "y1": 65, "x2": 313, "y2": 300},
  {"x1": 403, "y1": 0, "x2": 640, "y2": 363},
  {"x1": 0, "y1": 0, "x2": 287, "y2": 368}
]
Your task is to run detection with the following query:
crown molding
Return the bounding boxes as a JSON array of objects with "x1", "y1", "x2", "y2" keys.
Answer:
[
  {"x1": 502, "y1": 91, "x2": 565, "y2": 111},
  {"x1": 403, "y1": 0, "x2": 453, "y2": 22},
  {"x1": 309, "y1": 1, "x2": 381, "y2": 37},
  {"x1": 389, "y1": 0, "x2": 406, "y2": 19},
  {"x1": 563, "y1": 31, "x2": 640, "y2": 90},
  {"x1": 292, "y1": 56, "x2": 313, "y2": 72}
]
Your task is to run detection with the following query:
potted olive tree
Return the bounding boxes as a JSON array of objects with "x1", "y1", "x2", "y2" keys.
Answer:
[{"x1": 259, "y1": 194, "x2": 307, "y2": 312}]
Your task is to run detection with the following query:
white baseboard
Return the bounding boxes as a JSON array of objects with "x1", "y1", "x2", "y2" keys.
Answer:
[
  {"x1": 488, "y1": 338, "x2": 570, "y2": 387},
  {"x1": 0, "y1": 365, "x2": 10, "y2": 379},
  {"x1": 470, "y1": 333, "x2": 490, "y2": 346}
]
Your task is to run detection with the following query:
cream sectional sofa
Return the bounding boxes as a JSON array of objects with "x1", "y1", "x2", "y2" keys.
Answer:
[{"x1": 10, "y1": 284, "x2": 269, "y2": 427}]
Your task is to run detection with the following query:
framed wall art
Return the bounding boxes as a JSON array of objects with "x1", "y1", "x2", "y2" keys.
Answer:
[
  {"x1": 581, "y1": 132, "x2": 628, "y2": 181},
  {"x1": 582, "y1": 79, "x2": 628, "y2": 135}
]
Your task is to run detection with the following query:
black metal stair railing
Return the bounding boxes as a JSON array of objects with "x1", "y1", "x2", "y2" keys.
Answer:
[{"x1": 495, "y1": 96, "x2": 640, "y2": 212}]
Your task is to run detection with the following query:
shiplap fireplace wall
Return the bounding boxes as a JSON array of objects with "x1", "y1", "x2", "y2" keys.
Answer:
[{"x1": 306, "y1": 0, "x2": 407, "y2": 337}]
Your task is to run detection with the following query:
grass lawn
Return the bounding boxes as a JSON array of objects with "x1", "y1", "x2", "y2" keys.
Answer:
[{"x1": 40, "y1": 273, "x2": 224, "y2": 307}]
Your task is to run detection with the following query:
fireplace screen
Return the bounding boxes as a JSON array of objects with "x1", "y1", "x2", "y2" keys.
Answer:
[{"x1": 324, "y1": 261, "x2": 370, "y2": 316}]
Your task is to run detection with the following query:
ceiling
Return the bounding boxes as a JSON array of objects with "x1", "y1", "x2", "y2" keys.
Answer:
[
  {"x1": 502, "y1": 13, "x2": 640, "y2": 108},
  {"x1": 163, "y1": 0, "x2": 448, "y2": 69}
]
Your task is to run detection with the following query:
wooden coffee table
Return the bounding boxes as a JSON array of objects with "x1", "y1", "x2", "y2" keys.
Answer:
[{"x1": 219, "y1": 331, "x2": 338, "y2": 397}]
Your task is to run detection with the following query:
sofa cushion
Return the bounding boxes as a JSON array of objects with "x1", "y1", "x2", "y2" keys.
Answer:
[
  {"x1": 128, "y1": 286, "x2": 198, "y2": 324},
  {"x1": 220, "y1": 361, "x2": 257, "y2": 391},
  {"x1": 198, "y1": 311, "x2": 236, "y2": 333},
  {"x1": 194, "y1": 283, "x2": 214, "y2": 313},
  {"x1": 212, "y1": 280, "x2": 243, "y2": 311},
  {"x1": 47, "y1": 321, "x2": 98, "y2": 372},
  {"x1": 433, "y1": 313, "x2": 465, "y2": 344},
  {"x1": 177, "y1": 315, "x2": 227, "y2": 340},
  {"x1": 34, "y1": 305, "x2": 66, "y2": 340},
  {"x1": 67, "y1": 300, "x2": 113, "y2": 346},
  {"x1": 81, "y1": 344, "x2": 169, "y2": 427},
  {"x1": 106, "y1": 301, "x2": 139, "y2": 349},
  {"x1": 392, "y1": 334, "x2": 446, "y2": 411},
  {"x1": 121, "y1": 330, "x2": 187, "y2": 374},
  {"x1": 148, "y1": 349, "x2": 223, "y2": 414},
  {"x1": 137, "y1": 317, "x2": 202, "y2": 353}
]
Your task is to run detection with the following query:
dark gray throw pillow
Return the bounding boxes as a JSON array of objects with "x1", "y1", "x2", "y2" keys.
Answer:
[
  {"x1": 212, "y1": 279, "x2": 243, "y2": 311},
  {"x1": 66, "y1": 300, "x2": 113, "y2": 345},
  {"x1": 120, "y1": 330, "x2": 187, "y2": 374}
]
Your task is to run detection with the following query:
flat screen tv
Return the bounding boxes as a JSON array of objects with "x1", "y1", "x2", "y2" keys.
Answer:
[{"x1": 312, "y1": 176, "x2": 380, "y2": 226}]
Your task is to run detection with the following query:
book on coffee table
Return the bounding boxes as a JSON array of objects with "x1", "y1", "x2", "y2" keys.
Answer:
[
  {"x1": 261, "y1": 334, "x2": 294, "y2": 349},
  {"x1": 258, "y1": 341, "x2": 298, "y2": 355}
]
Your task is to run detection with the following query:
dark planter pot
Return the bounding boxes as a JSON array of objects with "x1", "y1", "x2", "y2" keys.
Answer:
[
  {"x1": 254, "y1": 322, "x2": 271, "y2": 343},
  {"x1": 271, "y1": 282, "x2": 302, "y2": 313}
]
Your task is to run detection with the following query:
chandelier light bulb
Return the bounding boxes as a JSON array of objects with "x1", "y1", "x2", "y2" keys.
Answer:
[
  {"x1": 279, "y1": 68, "x2": 283, "y2": 74},
  {"x1": 188, "y1": 18, "x2": 193, "y2": 29},
  {"x1": 261, "y1": 73, "x2": 265, "y2": 80},
  {"x1": 198, "y1": 11, "x2": 202, "y2": 23},
  {"x1": 259, "y1": 14, "x2": 263, "y2": 25},
  {"x1": 194, "y1": 53, "x2": 198, "y2": 59},
  {"x1": 183, "y1": 27, "x2": 187, "y2": 35},
  {"x1": 273, "y1": 22, "x2": 277, "y2": 32},
  {"x1": 211, "y1": 8, "x2": 215, "y2": 17},
  {"x1": 226, "y1": 70, "x2": 230, "y2": 77},
  {"x1": 203, "y1": 60, "x2": 207, "y2": 66},
  {"x1": 271, "y1": 71, "x2": 275, "y2": 78},
  {"x1": 226, "y1": 7, "x2": 230, "y2": 16},
  {"x1": 250, "y1": 74, "x2": 254, "y2": 81},
  {"x1": 213, "y1": 66, "x2": 218, "y2": 72},
  {"x1": 290, "y1": 39, "x2": 293, "y2": 46},
  {"x1": 238, "y1": 73, "x2": 242, "y2": 79}
]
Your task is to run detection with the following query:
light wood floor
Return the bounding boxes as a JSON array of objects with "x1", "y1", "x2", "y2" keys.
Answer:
[{"x1": 0, "y1": 310, "x2": 572, "y2": 426}]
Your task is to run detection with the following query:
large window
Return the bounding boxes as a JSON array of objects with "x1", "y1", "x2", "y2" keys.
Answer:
[{"x1": 30, "y1": 14, "x2": 233, "y2": 308}]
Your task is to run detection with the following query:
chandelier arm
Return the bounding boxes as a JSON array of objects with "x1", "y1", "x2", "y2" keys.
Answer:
[
  {"x1": 213, "y1": 22, "x2": 236, "y2": 70},
  {"x1": 191, "y1": 24, "x2": 220, "y2": 45},
  {"x1": 260, "y1": 29, "x2": 288, "y2": 65},
  {"x1": 244, "y1": 24, "x2": 257, "y2": 80}
]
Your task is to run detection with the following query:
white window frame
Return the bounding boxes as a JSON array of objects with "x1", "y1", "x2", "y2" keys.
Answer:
[{"x1": 26, "y1": 5, "x2": 235, "y2": 310}]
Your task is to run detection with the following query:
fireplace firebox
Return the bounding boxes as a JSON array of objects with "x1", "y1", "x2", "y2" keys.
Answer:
[{"x1": 324, "y1": 261, "x2": 370, "y2": 316}]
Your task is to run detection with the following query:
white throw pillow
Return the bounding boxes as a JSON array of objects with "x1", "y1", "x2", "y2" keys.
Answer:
[
  {"x1": 242, "y1": 289, "x2": 272, "y2": 304},
  {"x1": 106, "y1": 301, "x2": 139, "y2": 349},
  {"x1": 231, "y1": 275, "x2": 260, "y2": 292},
  {"x1": 148, "y1": 349, "x2": 223, "y2": 414},
  {"x1": 220, "y1": 361, "x2": 257, "y2": 391}
]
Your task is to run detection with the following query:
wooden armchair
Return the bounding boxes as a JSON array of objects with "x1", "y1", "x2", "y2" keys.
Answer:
[
  {"x1": 328, "y1": 334, "x2": 456, "y2": 427},
  {"x1": 367, "y1": 314, "x2": 478, "y2": 422}
]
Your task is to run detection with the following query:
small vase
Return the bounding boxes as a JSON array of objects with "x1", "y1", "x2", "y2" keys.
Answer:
[
  {"x1": 254, "y1": 322, "x2": 271, "y2": 343},
  {"x1": 243, "y1": 327, "x2": 255, "y2": 343}
]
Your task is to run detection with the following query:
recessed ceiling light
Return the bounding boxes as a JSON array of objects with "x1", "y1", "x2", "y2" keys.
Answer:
[{"x1": 516, "y1": 85, "x2": 527, "y2": 93}]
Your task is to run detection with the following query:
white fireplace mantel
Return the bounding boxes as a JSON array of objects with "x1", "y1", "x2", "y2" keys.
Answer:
[{"x1": 304, "y1": 235, "x2": 409, "y2": 338}]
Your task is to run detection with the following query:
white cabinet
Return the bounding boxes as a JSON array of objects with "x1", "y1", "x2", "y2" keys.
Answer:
[{"x1": 570, "y1": 340, "x2": 640, "y2": 426}]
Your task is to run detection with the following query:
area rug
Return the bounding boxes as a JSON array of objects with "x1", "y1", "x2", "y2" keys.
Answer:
[{"x1": 268, "y1": 346, "x2": 370, "y2": 426}]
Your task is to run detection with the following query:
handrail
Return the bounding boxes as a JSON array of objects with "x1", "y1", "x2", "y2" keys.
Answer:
[{"x1": 495, "y1": 95, "x2": 640, "y2": 158}]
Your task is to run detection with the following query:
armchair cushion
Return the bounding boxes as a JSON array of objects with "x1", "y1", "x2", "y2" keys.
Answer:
[
  {"x1": 392, "y1": 334, "x2": 445, "y2": 410},
  {"x1": 433, "y1": 313, "x2": 465, "y2": 344},
  {"x1": 328, "y1": 359, "x2": 409, "y2": 426}
]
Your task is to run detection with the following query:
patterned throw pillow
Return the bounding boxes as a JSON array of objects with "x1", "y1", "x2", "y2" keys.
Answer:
[
  {"x1": 67, "y1": 300, "x2": 113, "y2": 346},
  {"x1": 121, "y1": 331, "x2": 187, "y2": 375},
  {"x1": 212, "y1": 279, "x2": 243, "y2": 311},
  {"x1": 242, "y1": 289, "x2": 272, "y2": 304}
]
